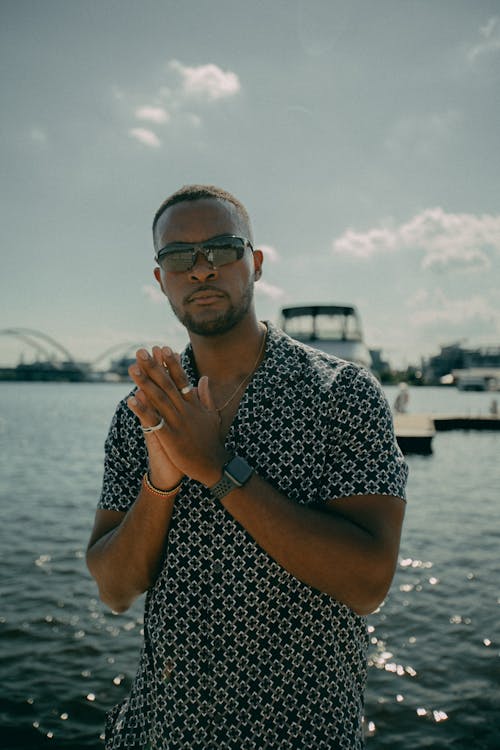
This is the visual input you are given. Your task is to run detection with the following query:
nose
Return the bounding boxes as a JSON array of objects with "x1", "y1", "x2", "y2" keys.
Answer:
[{"x1": 189, "y1": 251, "x2": 218, "y2": 282}]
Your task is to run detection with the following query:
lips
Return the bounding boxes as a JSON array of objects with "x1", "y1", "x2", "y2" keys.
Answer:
[{"x1": 186, "y1": 287, "x2": 226, "y2": 304}]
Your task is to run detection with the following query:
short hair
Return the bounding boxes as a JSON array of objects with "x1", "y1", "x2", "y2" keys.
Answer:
[{"x1": 152, "y1": 184, "x2": 252, "y2": 241}]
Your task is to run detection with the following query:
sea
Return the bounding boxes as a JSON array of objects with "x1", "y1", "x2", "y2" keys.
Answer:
[{"x1": 0, "y1": 382, "x2": 499, "y2": 750}]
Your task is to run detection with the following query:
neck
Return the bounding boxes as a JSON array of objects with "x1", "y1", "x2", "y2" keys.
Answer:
[{"x1": 189, "y1": 316, "x2": 265, "y2": 384}]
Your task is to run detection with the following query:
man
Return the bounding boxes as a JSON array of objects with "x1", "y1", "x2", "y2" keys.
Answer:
[{"x1": 87, "y1": 184, "x2": 408, "y2": 750}]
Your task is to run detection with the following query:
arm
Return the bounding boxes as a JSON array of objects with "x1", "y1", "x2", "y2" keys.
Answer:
[
  {"x1": 86, "y1": 490, "x2": 176, "y2": 613},
  {"x1": 86, "y1": 348, "x2": 188, "y2": 613},
  {"x1": 125, "y1": 350, "x2": 407, "y2": 616},
  {"x1": 219, "y1": 480, "x2": 405, "y2": 615}
]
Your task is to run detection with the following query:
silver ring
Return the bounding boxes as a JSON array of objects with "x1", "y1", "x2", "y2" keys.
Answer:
[
  {"x1": 181, "y1": 384, "x2": 193, "y2": 395},
  {"x1": 141, "y1": 417, "x2": 165, "y2": 434}
]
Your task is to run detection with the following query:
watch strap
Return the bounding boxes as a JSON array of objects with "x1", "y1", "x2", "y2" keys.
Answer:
[
  {"x1": 209, "y1": 456, "x2": 254, "y2": 501},
  {"x1": 210, "y1": 473, "x2": 239, "y2": 501}
]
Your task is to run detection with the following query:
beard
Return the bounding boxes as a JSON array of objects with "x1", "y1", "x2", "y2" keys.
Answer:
[{"x1": 168, "y1": 278, "x2": 255, "y2": 337}]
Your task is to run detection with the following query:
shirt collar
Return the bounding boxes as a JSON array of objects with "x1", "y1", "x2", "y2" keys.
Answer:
[{"x1": 181, "y1": 321, "x2": 304, "y2": 389}]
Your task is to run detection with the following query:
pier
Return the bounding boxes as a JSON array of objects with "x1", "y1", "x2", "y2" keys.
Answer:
[{"x1": 394, "y1": 413, "x2": 500, "y2": 454}]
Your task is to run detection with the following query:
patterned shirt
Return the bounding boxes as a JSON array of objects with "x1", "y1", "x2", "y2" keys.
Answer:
[{"x1": 99, "y1": 322, "x2": 408, "y2": 750}]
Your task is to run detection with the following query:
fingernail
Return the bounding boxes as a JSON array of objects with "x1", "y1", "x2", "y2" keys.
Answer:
[
  {"x1": 162, "y1": 346, "x2": 172, "y2": 357},
  {"x1": 138, "y1": 349, "x2": 150, "y2": 360},
  {"x1": 132, "y1": 365, "x2": 142, "y2": 376},
  {"x1": 129, "y1": 396, "x2": 137, "y2": 405}
]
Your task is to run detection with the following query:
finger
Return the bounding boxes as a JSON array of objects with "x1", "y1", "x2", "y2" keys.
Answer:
[
  {"x1": 135, "y1": 348, "x2": 182, "y2": 392},
  {"x1": 160, "y1": 347, "x2": 194, "y2": 396},
  {"x1": 198, "y1": 375, "x2": 216, "y2": 412},
  {"x1": 127, "y1": 391, "x2": 163, "y2": 429},
  {"x1": 127, "y1": 393, "x2": 175, "y2": 472},
  {"x1": 152, "y1": 345, "x2": 166, "y2": 368},
  {"x1": 154, "y1": 347, "x2": 196, "y2": 402},
  {"x1": 131, "y1": 350, "x2": 184, "y2": 411},
  {"x1": 153, "y1": 346, "x2": 188, "y2": 396}
]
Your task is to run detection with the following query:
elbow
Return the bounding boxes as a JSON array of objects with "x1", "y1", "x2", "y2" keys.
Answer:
[
  {"x1": 349, "y1": 590, "x2": 388, "y2": 617},
  {"x1": 103, "y1": 596, "x2": 133, "y2": 615},
  {"x1": 348, "y1": 565, "x2": 397, "y2": 617},
  {"x1": 86, "y1": 553, "x2": 143, "y2": 614},
  {"x1": 94, "y1": 574, "x2": 147, "y2": 614},
  {"x1": 351, "y1": 595, "x2": 386, "y2": 617},
  {"x1": 353, "y1": 541, "x2": 400, "y2": 615},
  {"x1": 97, "y1": 586, "x2": 136, "y2": 614}
]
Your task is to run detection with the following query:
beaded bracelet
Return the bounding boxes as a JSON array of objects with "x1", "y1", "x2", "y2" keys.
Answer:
[{"x1": 142, "y1": 472, "x2": 182, "y2": 498}]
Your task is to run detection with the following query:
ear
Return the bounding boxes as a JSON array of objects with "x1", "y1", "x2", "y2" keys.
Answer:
[
  {"x1": 153, "y1": 266, "x2": 167, "y2": 295},
  {"x1": 253, "y1": 249, "x2": 264, "y2": 281}
]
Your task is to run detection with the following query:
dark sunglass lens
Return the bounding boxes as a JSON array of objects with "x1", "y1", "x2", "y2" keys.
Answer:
[
  {"x1": 211, "y1": 247, "x2": 239, "y2": 266},
  {"x1": 205, "y1": 238, "x2": 245, "y2": 267},
  {"x1": 161, "y1": 250, "x2": 193, "y2": 272},
  {"x1": 158, "y1": 237, "x2": 246, "y2": 271}
]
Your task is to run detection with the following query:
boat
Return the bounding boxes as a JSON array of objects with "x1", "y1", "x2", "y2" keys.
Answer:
[{"x1": 279, "y1": 304, "x2": 372, "y2": 368}]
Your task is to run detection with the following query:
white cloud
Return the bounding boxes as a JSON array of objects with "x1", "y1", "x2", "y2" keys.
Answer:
[
  {"x1": 255, "y1": 279, "x2": 285, "y2": 300},
  {"x1": 142, "y1": 284, "x2": 165, "y2": 304},
  {"x1": 121, "y1": 61, "x2": 239, "y2": 142},
  {"x1": 409, "y1": 290, "x2": 500, "y2": 329},
  {"x1": 333, "y1": 208, "x2": 500, "y2": 271},
  {"x1": 468, "y1": 16, "x2": 500, "y2": 62},
  {"x1": 168, "y1": 60, "x2": 240, "y2": 101},
  {"x1": 260, "y1": 244, "x2": 280, "y2": 263},
  {"x1": 135, "y1": 106, "x2": 170, "y2": 124},
  {"x1": 333, "y1": 226, "x2": 398, "y2": 259},
  {"x1": 128, "y1": 128, "x2": 161, "y2": 148}
]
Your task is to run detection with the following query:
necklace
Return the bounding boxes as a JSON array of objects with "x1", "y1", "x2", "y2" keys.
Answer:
[{"x1": 214, "y1": 325, "x2": 267, "y2": 421}]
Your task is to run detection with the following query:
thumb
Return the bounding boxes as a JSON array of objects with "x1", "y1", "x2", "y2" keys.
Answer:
[{"x1": 198, "y1": 375, "x2": 216, "y2": 412}]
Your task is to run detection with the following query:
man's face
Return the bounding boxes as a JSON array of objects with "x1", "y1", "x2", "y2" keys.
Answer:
[{"x1": 153, "y1": 199, "x2": 263, "y2": 337}]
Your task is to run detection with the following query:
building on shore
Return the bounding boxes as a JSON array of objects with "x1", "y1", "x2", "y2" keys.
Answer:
[
  {"x1": 0, "y1": 360, "x2": 90, "y2": 382},
  {"x1": 451, "y1": 367, "x2": 500, "y2": 391},
  {"x1": 423, "y1": 343, "x2": 500, "y2": 388}
]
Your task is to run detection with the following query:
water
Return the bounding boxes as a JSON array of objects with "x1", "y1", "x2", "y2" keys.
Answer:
[{"x1": 0, "y1": 383, "x2": 499, "y2": 749}]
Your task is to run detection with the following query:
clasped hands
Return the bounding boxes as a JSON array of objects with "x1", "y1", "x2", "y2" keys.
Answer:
[{"x1": 127, "y1": 346, "x2": 228, "y2": 490}]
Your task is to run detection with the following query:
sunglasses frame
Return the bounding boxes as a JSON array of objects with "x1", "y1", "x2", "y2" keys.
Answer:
[{"x1": 155, "y1": 234, "x2": 253, "y2": 273}]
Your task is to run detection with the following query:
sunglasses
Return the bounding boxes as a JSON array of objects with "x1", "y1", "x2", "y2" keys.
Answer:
[{"x1": 155, "y1": 234, "x2": 253, "y2": 273}]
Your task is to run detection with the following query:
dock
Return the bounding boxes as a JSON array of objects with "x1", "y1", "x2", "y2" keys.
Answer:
[
  {"x1": 394, "y1": 414, "x2": 500, "y2": 454},
  {"x1": 394, "y1": 415, "x2": 436, "y2": 455},
  {"x1": 432, "y1": 415, "x2": 500, "y2": 431}
]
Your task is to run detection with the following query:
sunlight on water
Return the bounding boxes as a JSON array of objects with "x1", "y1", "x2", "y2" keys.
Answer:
[{"x1": 0, "y1": 384, "x2": 499, "y2": 748}]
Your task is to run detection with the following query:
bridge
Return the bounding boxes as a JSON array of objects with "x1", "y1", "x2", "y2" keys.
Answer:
[
  {"x1": 0, "y1": 329, "x2": 163, "y2": 382},
  {"x1": 0, "y1": 328, "x2": 89, "y2": 381},
  {"x1": 0, "y1": 327, "x2": 75, "y2": 362}
]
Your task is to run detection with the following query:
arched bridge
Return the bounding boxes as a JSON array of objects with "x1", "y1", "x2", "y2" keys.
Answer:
[
  {"x1": 0, "y1": 327, "x2": 76, "y2": 362},
  {"x1": 0, "y1": 329, "x2": 176, "y2": 382},
  {"x1": 0, "y1": 328, "x2": 86, "y2": 381}
]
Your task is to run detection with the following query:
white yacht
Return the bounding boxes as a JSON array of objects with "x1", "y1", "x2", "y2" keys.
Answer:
[{"x1": 279, "y1": 304, "x2": 372, "y2": 369}]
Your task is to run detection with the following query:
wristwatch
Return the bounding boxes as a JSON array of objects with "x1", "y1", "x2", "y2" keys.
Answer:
[{"x1": 209, "y1": 456, "x2": 254, "y2": 501}]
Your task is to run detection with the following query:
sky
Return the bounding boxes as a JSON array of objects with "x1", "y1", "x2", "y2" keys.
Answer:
[{"x1": 1, "y1": 0, "x2": 500, "y2": 369}]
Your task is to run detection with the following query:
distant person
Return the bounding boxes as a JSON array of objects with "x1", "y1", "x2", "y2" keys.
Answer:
[
  {"x1": 393, "y1": 382, "x2": 410, "y2": 414},
  {"x1": 86, "y1": 185, "x2": 408, "y2": 749}
]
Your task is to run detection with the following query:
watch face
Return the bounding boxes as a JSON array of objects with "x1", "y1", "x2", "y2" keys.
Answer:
[{"x1": 226, "y1": 456, "x2": 253, "y2": 486}]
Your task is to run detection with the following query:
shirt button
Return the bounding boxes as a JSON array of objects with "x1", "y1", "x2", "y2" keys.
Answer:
[{"x1": 213, "y1": 561, "x2": 223, "y2": 574}]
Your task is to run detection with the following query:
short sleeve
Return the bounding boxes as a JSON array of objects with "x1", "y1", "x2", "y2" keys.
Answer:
[
  {"x1": 320, "y1": 367, "x2": 408, "y2": 503},
  {"x1": 98, "y1": 396, "x2": 148, "y2": 512}
]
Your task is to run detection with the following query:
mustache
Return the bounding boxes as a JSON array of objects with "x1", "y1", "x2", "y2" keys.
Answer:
[{"x1": 184, "y1": 285, "x2": 228, "y2": 304}]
